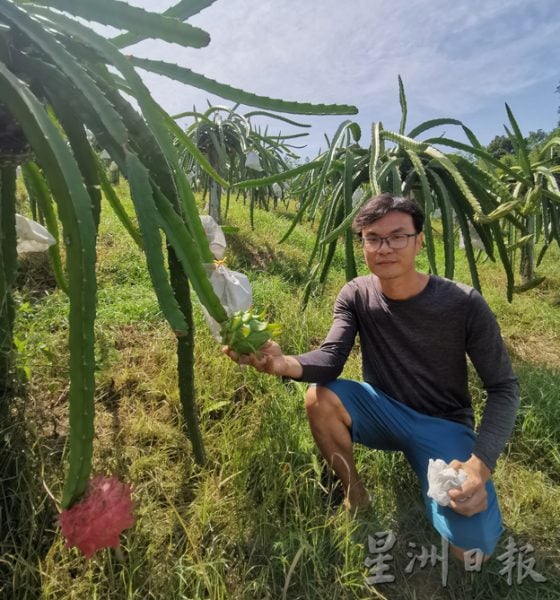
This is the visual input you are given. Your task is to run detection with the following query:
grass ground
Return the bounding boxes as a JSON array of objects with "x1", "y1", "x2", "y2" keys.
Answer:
[{"x1": 1, "y1": 186, "x2": 559, "y2": 599}]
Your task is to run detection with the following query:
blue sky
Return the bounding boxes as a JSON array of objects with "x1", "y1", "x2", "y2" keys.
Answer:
[{"x1": 127, "y1": 0, "x2": 560, "y2": 158}]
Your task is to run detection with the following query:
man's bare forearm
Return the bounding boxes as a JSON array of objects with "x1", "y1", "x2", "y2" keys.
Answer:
[{"x1": 279, "y1": 356, "x2": 303, "y2": 379}]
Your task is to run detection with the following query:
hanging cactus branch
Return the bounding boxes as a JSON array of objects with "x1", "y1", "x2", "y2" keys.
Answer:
[{"x1": 0, "y1": 0, "x2": 357, "y2": 537}]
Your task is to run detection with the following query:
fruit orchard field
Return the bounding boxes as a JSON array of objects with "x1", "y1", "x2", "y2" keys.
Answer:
[{"x1": 1, "y1": 185, "x2": 559, "y2": 599}]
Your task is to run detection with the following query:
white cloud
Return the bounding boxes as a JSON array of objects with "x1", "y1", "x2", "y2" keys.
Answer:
[{"x1": 125, "y1": 0, "x2": 560, "y2": 152}]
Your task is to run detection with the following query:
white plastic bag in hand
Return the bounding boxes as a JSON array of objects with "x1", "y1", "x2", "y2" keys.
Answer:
[
  {"x1": 200, "y1": 215, "x2": 227, "y2": 260},
  {"x1": 202, "y1": 263, "x2": 252, "y2": 340},
  {"x1": 15, "y1": 214, "x2": 56, "y2": 254},
  {"x1": 427, "y1": 458, "x2": 467, "y2": 507}
]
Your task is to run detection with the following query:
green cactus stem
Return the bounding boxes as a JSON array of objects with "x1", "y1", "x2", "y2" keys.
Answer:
[{"x1": 169, "y1": 248, "x2": 205, "y2": 464}]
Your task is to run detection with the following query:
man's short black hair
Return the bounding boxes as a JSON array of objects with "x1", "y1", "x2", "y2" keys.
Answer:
[{"x1": 352, "y1": 193, "x2": 425, "y2": 236}]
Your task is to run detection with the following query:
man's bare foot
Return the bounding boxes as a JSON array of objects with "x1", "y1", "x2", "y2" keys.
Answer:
[{"x1": 343, "y1": 484, "x2": 371, "y2": 513}]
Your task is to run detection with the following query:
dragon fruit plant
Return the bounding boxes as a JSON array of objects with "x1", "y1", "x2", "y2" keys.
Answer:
[{"x1": 0, "y1": 0, "x2": 356, "y2": 524}]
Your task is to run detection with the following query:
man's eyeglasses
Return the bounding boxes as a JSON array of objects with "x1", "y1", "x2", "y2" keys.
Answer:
[{"x1": 361, "y1": 233, "x2": 418, "y2": 251}]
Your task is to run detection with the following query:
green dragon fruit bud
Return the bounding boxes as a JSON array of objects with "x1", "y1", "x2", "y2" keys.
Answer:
[{"x1": 220, "y1": 309, "x2": 282, "y2": 355}]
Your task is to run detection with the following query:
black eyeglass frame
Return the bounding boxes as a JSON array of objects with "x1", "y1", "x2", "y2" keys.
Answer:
[{"x1": 360, "y1": 233, "x2": 418, "y2": 251}]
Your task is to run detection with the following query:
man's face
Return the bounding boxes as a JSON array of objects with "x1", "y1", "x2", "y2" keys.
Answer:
[{"x1": 361, "y1": 211, "x2": 423, "y2": 281}]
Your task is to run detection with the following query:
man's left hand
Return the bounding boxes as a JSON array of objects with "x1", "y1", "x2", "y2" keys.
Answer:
[{"x1": 447, "y1": 454, "x2": 491, "y2": 517}]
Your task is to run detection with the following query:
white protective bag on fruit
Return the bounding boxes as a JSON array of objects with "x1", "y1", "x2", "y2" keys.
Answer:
[
  {"x1": 245, "y1": 150, "x2": 263, "y2": 172},
  {"x1": 15, "y1": 214, "x2": 56, "y2": 254},
  {"x1": 202, "y1": 263, "x2": 252, "y2": 340},
  {"x1": 200, "y1": 215, "x2": 227, "y2": 260},
  {"x1": 197, "y1": 215, "x2": 253, "y2": 340}
]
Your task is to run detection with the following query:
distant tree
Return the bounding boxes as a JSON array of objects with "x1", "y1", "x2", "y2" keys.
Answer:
[
  {"x1": 525, "y1": 129, "x2": 547, "y2": 151},
  {"x1": 486, "y1": 134, "x2": 514, "y2": 159}
]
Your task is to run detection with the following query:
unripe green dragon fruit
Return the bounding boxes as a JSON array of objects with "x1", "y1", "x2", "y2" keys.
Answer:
[{"x1": 220, "y1": 309, "x2": 282, "y2": 355}]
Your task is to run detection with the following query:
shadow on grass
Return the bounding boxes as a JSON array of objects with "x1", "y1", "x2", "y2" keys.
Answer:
[
  {"x1": 508, "y1": 357, "x2": 560, "y2": 483},
  {"x1": 0, "y1": 389, "x2": 57, "y2": 599},
  {"x1": 15, "y1": 252, "x2": 57, "y2": 302},
  {"x1": 226, "y1": 231, "x2": 312, "y2": 287}
]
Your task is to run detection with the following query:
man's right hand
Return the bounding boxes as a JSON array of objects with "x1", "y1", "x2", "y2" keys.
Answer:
[{"x1": 222, "y1": 340, "x2": 302, "y2": 378}]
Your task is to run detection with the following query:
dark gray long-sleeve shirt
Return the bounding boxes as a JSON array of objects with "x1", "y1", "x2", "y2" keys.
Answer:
[{"x1": 295, "y1": 275, "x2": 519, "y2": 470}]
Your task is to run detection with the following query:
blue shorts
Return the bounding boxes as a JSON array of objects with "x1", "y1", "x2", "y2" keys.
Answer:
[{"x1": 321, "y1": 379, "x2": 503, "y2": 555}]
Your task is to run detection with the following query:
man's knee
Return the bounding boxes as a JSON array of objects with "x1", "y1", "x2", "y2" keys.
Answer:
[
  {"x1": 304, "y1": 385, "x2": 332, "y2": 413},
  {"x1": 304, "y1": 385, "x2": 351, "y2": 428}
]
